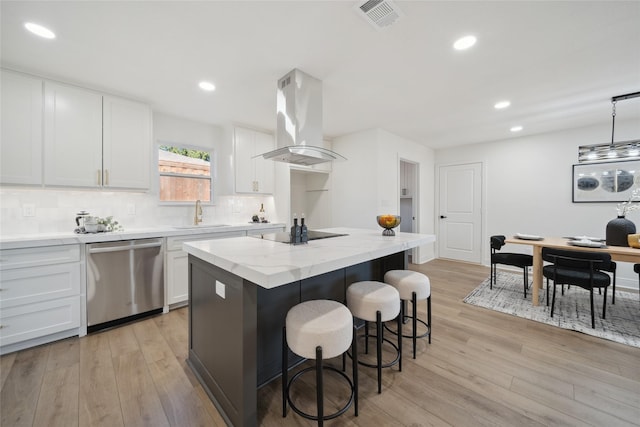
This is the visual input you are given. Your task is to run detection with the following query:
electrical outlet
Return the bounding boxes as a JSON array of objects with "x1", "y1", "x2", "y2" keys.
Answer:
[
  {"x1": 23, "y1": 204, "x2": 36, "y2": 217},
  {"x1": 216, "y1": 280, "x2": 226, "y2": 299},
  {"x1": 127, "y1": 204, "x2": 136, "y2": 215}
]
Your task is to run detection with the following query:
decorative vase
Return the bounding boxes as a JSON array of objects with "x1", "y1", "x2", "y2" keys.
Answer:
[{"x1": 606, "y1": 216, "x2": 636, "y2": 246}]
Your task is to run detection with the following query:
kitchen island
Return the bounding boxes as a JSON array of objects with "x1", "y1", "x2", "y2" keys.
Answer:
[{"x1": 183, "y1": 227, "x2": 435, "y2": 426}]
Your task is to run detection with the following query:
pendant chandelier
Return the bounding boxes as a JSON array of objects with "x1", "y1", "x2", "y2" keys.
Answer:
[{"x1": 578, "y1": 91, "x2": 640, "y2": 163}]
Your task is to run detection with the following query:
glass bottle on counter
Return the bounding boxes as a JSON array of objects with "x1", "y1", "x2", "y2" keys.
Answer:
[
  {"x1": 259, "y1": 203, "x2": 266, "y2": 223},
  {"x1": 290, "y1": 213, "x2": 301, "y2": 244},
  {"x1": 300, "y1": 213, "x2": 308, "y2": 243}
]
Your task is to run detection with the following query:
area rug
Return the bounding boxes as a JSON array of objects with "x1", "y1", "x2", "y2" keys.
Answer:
[{"x1": 463, "y1": 271, "x2": 640, "y2": 348}]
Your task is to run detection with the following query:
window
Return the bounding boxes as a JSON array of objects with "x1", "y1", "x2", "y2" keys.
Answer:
[{"x1": 158, "y1": 145, "x2": 212, "y2": 202}]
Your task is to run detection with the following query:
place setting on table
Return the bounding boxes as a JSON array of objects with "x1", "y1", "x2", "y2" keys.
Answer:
[{"x1": 513, "y1": 233, "x2": 608, "y2": 248}]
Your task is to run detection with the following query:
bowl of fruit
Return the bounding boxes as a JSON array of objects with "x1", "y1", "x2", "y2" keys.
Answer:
[{"x1": 376, "y1": 214, "x2": 401, "y2": 236}]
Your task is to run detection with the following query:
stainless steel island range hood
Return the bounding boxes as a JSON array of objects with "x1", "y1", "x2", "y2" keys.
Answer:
[{"x1": 260, "y1": 69, "x2": 346, "y2": 166}]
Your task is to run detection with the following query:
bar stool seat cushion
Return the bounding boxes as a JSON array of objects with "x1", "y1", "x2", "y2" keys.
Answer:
[
  {"x1": 384, "y1": 270, "x2": 431, "y2": 300},
  {"x1": 347, "y1": 281, "x2": 400, "y2": 322},
  {"x1": 286, "y1": 300, "x2": 353, "y2": 360}
]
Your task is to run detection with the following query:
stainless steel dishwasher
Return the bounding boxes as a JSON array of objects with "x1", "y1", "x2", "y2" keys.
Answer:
[{"x1": 86, "y1": 238, "x2": 164, "y2": 332}]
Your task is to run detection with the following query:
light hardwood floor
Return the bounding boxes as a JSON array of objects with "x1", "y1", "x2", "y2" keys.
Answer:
[{"x1": 2, "y1": 258, "x2": 639, "y2": 426}]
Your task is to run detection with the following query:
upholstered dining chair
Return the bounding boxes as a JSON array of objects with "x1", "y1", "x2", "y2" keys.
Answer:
[
  {"x1": 490, "y1": 235, "x2": 533, "y2": 298},
  {"x1": 542, "y1": 248, "x2": 612, "y2": 329}
]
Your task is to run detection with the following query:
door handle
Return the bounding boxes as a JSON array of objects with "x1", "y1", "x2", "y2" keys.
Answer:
[{"x1": 440, "y1": 215, "x2": 447, "y2": 219}]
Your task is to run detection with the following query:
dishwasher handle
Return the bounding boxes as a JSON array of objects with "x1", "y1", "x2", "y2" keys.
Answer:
[{"x1": 88, "y1": 241, "x2": 163, "y2": 254}]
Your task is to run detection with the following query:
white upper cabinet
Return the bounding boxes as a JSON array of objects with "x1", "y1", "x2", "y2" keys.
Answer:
[
  {"x1": 103, "y1": 96, "x2": 151, "y2": 189},
  {"x1": 42, "y1": 81, "x2": 151, "y2": 189},
  {"x1": 44, "y1": 81, "x2": 103, "y2": 187},
  {"x1": 234, "y1": 126, "x2": 274, "y2": 194},
  {"x1": 1, "y1": 70, "x2": 43, "y2": 185}
]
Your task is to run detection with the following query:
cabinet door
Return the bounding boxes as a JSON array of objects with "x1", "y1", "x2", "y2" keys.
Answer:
[
  {"x1": 166, "y1": 251, "x2": 189, "y2": 306},
  {"x1": 44, "y1": 82, "x2": 102, "y2": 187},
  {"x1": 0, "y1": 297, "x2": 80, "y2": 347},
  {"x1": 254, "y1": 131, "x2": 274, "y2": 193},
  {"x1": 1, "y1": 70, "x2": 43, "y2": 185},
  {"x1": 234, "y1": 127, "x2": 274, "y2": 194},
  {"x1": 103, "y1": 96, "x2": 151, "y2": 189},
  {"x1": 234, "y1": 127, "x2": 256, "y2": 193}
]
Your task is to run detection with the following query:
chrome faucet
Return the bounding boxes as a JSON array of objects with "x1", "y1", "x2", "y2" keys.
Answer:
[{"x1": 194, "y1": 199, "x2": 203, "y2": 225}]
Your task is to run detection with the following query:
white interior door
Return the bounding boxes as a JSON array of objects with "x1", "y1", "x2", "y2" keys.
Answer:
[{"x1": 438, "y1": 162, "x2": 482, "y2": 263}]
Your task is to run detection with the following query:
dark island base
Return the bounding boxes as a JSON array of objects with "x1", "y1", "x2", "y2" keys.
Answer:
[{"x1": 187, "y1": 251, "x2": 407, "y2": 426}]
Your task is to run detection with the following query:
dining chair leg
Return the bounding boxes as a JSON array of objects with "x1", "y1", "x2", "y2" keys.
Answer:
[
  {"x1": 602, "y1": 286, "x2": 608, "y2": 320},
  {"x1": 590, "y1": 288, "x2": 595, "y2": 329},
  {"x1": 490, "y1": 264, "x2": 494, "y2": 289},
  {"x1": 612, "y1": 270, "x2": 616, "y2": 305},
  {"x1": 551, "y1": 282, "x2": 557, "y2": 317},
  {"x1": 523, "y1": 268, "x2": 527, "y2": 298},
  {"x1": 546, "y1": 278, "x2": 550, "y2": 307}
]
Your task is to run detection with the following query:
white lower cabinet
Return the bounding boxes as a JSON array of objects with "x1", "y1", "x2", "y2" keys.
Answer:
[
  {"x1": 165, "y1": 231, "x2": 245, "y2": 307},
  {"x1": 165, "y1": 227, "x2": 285, "y2": 307},
  {"x1": 0, "y1": 245, "x2": 81, "y2": 354},
  {"x1": 166, "y1": 250, "x2": 189, "y2": 306}
]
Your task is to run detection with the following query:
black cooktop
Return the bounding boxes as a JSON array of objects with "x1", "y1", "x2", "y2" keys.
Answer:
[{"x1": 251, "y1": 230, "x2": 348, "y2": 243}]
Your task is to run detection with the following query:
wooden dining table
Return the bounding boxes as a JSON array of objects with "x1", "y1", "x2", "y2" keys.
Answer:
[{"x1": 505, "y1": 236, "x2": 640, "y2": 306}]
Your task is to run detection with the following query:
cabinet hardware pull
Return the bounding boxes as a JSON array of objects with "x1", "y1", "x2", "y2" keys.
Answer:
[
  {"x1": 105, "y1": 169, "x2": 109, "y2": 186},
  {"x1": 97, "y1": 170, "x2": 102, "y2": 186}
]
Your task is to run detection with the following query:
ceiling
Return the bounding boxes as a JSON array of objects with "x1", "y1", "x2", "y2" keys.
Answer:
[{"x1": 2, "y1": 1, "x2": 639, "y2": 149}]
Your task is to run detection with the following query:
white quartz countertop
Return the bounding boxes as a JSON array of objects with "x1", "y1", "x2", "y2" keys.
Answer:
[
  {"x1": 183, "y1": 227, "x2": 436, "y2": 289},
  {"x1": 0, "y1": 223, "x2": 285, "y2": 250}
]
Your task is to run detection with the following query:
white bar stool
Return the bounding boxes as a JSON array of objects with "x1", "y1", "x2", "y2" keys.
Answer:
[
  {"x1": 384, "y1": 270, "x2": 431, "y2": 359},
  {"x1": 346, "y1": 280, "x2": 401, "y2": 394},
  {"x1": 282, "y1": 299, "x2": 358, "y2": 426}
]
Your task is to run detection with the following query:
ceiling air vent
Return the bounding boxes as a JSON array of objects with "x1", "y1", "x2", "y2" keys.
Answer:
[{"x1": 354, "y1": 0, "x2": 404, "y2": 30}]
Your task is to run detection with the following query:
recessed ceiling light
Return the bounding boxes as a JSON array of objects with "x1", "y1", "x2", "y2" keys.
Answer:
[
  {"x1": 24, "y1": 22, "x2": 55, "y2": 39},
  {"x1": 510, "y1": 125, "x2": 523, "y2": 132},
  {"x1": 453, "y1": 35, "x2": 476, "y2": 50},
  {"x1": 494, "y1": 100, "x2": 511, "y2": 110},
  {"x1": 198, "y1": 81, "x2": 216, "y2": 92}
]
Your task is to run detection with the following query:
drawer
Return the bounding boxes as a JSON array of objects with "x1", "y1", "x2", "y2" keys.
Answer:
[
  {"x1": 0, "y1": 263, "x2": 81, "y2": 308},
  {"x1": 166, "y1": 231, "x2": 245, "y2": 251},
  {"x1": 246, "y1": 226, "x2": 285, "y2": 236},
  {"x1": 0, "y1": 296, "x2": 80, "y2": 347},
  {"x1": 0, "y1": 245, "x2": 80, "y2": 270}
]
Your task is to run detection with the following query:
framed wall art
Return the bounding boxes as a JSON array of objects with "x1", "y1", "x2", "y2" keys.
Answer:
[{"x1": 572, "y1": 160, "x2": 640, "y2": 202}]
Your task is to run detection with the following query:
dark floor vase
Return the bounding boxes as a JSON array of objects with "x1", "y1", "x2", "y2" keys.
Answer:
[{"x1": 606, "y1": 216, "x2": 636, "y2": 246}]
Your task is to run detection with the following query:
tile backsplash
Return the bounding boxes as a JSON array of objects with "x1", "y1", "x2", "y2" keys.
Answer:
[{"x1": 0, "y1": 188, "x2": 277, "y2": 236}]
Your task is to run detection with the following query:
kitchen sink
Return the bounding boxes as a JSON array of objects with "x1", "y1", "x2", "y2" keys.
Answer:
[{"x1": 173, "y1": 224, "x2": 230, "y2": 229}]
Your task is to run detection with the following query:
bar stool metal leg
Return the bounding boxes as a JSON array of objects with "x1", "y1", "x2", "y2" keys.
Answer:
[
  {"x1": 316, "y1": 346, "x2": 323, "y2": 426},
  {"x1": 427, "y1": 295, "x2": 432, "y2": 344},
  {"x1": 376, "y1": 310, "x2": 382, "y2": 393},
  {"x1": 282, "y1": 326, "x2": 288, "y2": 417},
  {"x1": 352, "y1": 324, "x2": 359, "y2": 416},
  {"x1": 398, "y1": 301, "x2": 403, "y2": 371},
  {"x1": 412, "y1": 291, "x2": 417, "y2": 359}
]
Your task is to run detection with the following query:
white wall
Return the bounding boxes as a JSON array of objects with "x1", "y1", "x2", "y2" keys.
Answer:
[
  {"x1": 332, "y1": 128, "x2": 436, "y2": 263},
  {"x1": 435, "y1": 117, "x2": 640, "y2": 290},
  {"x1": 0, "y1": 113, "x2": 275, "y2": 235}
]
